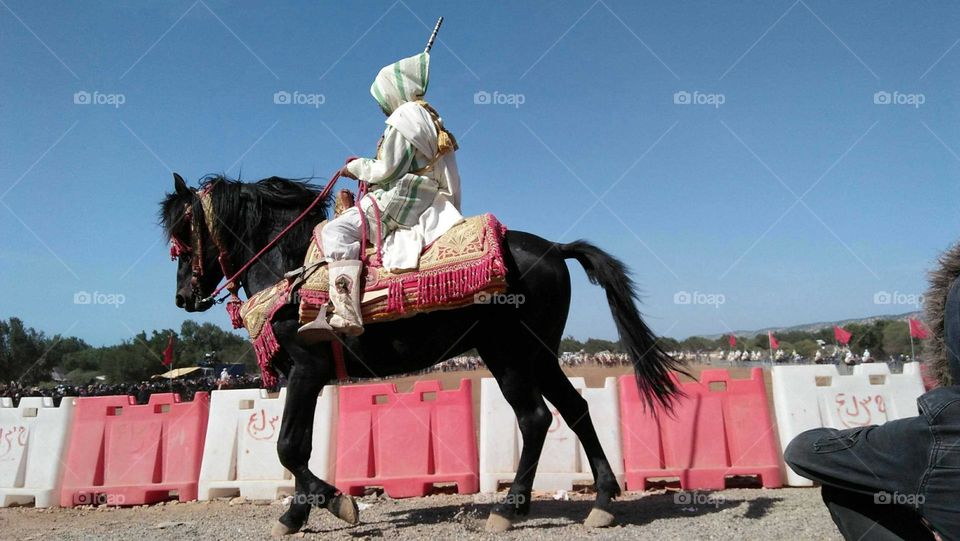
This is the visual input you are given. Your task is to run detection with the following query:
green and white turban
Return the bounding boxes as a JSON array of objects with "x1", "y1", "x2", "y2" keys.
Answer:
[{"x1": 370, "y1": 52, "x2": 430, "y2": 115}]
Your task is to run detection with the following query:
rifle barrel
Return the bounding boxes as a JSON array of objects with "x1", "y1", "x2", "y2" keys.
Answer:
[{"x1": 424, "y1": 17, "x2": 443, "y2": 53}]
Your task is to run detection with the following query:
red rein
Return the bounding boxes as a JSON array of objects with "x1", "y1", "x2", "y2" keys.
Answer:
[{"x1": 203, "y1": 158, "x2": 358, "y2": 306}]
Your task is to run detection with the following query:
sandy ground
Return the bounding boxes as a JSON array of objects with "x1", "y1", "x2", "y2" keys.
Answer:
[
  {"x1": 0, "y1": 488, "x2": 839, "y2": 540},
  {"x1": 0, "y1": 365, "x2": 833, "y2": 540}
]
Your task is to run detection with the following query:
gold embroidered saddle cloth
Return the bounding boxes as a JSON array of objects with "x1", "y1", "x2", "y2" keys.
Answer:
[
  {"x1": 298, "y1": 213, "x2": 508, "y2": 325},
  {"x1": 236, "y1": 214, "x2": 507, "y2": 387}
]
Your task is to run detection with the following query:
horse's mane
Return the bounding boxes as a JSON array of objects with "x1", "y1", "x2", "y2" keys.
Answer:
[
  {"x1": 159, "y1": 174, "x2": 330, "y2": 267},
  {"x1": 923, "y1": 241, "x2": 960, "y2": 386}
]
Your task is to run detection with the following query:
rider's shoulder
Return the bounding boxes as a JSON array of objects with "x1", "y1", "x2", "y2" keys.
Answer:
[{"x1": 389, "y1": 101, "x2": 427, "y2": 118}]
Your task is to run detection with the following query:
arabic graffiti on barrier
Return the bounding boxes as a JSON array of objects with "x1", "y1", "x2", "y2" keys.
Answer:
[
  {"x1": 835, "y1": 393, "x2": 886, "y2": 428},
  {"x1": 0, "y1": 425, "x2": 27, "y2": 460},
  {"x1": 246, "y1": 410, "x2": 280, "y2": 441}
]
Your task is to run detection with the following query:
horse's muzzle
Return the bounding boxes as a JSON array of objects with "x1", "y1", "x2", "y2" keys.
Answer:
[{"x1": 177, "y1": 292, "x2": 214, "y2": 312}]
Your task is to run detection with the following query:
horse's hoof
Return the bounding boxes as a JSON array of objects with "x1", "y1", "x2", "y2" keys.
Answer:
[
  {"x1": 271, "y1": 521, "x2": 300, "y2": 537},
  {"x1": 584, "y1": 507, "x2": 615, "y2": 528},
  {"x1": 485, "y1": 512, "x2": 513, "y2": 533},
  {"x1": 327, "y1": 494, "x2": 359, "y2": 525}
]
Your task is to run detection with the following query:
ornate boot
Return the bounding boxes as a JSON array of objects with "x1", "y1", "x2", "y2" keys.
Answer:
[{"x1": 327, "y1": 260, "x2": 364, "y2": 336}]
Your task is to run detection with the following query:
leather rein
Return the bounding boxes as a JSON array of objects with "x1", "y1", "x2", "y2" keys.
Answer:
[{"x1": 170, "y1": 160, "x2": 356, "y2": 327}]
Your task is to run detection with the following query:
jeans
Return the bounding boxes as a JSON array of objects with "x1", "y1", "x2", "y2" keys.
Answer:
[{"x1": 784, "y1": 386, "x2": 960, "y2": 541}]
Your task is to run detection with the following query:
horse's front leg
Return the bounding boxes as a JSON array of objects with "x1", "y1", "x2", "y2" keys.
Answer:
[{"x1": 273, "y1": 341, "x2": 358, "y2": 536}]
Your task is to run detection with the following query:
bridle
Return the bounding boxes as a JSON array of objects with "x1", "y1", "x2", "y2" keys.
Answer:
[
  {"x1": 169, "y1": 183, "x2": 243, "y2": 324},
  {"x1": 169, "y1": 159, "x2": 357, "y2": 328}
]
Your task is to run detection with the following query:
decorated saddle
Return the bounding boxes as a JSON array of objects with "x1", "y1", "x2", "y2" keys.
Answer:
[{"x1": 238, "y1": 213, "x2": 508, "y2": 386}]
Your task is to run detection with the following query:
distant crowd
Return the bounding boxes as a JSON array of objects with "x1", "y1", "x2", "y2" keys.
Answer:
[
  {"x1": 411, "y1": 351, "x2": 632, "y2": 375},
  {"x1": 672, "y1": 347, "x2": 917, "y2": 367},
  {"x1": 4, "y1": 348, "x2": 917, "y2": 407},
  {"x1": 0, "y1": 374, "x2": 263, "y2": 407},
  {"x1": 1, "y1": 353, "x2": 639, "y2": 406}
]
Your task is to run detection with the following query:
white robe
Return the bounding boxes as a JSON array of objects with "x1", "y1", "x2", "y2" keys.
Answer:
[
  {"x1": 377, "y1": 102, "x2": 462, "y2": 271},
  {"x1": 326, "y1": 52, "x2": 462, "y2": 271}
]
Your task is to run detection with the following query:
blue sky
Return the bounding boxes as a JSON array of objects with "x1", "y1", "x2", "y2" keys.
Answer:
[{"x1": 1, "y1": 1, "x2": 958, "y2": 346}]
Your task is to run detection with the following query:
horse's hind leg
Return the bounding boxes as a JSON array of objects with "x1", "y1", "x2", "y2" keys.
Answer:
[
  {"x1": 537, "y1": 360, "x2": 620, "y2": 527},
  {"x1": 479, "y1": 345, "x2": 553, "y2": 532}
]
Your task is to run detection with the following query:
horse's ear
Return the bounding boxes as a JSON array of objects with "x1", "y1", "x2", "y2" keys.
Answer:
[{"x1": 173, "y1": 173, "x2": 189, "y2": 195}]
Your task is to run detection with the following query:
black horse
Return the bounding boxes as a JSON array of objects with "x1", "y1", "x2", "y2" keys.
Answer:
[{"x1": 160, "y1": 173, "x2": 686, "y2": 534}]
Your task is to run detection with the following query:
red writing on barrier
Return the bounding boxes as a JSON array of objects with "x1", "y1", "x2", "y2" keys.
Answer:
[
  {"x1": 246, "y1": 410, "x2": 280, "y2": 441},
  {"x1": 0, "y1": 425, "x2": 27, "y2": 459},
  {"x1": 835, "y1": 393, "x2": 887, "y2": 428},
  {"x1": 547, "y1": 409, "x2": 563, "y2": 434}
]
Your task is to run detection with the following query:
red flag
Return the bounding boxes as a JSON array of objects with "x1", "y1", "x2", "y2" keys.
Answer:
[
  {"x1": 768, "y1": 331, "x2": 779, "y2": 350},
  {"x1": 834, "y1": 325, "x2": 852, "y2": 346},
  {"x1": 728, "y1": 334, "x2": 737, "y2": 348},
  {"x1": 162, "y1": 334, "x2": 176, "y2": 367},
  {"x1": 909, "y1": 319, "x2": 929, "y2": 340}
]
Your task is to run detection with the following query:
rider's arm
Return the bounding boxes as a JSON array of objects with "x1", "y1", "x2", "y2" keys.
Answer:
[{"x1": 345, "y1": 126, "x2": 415, "y2": 186}]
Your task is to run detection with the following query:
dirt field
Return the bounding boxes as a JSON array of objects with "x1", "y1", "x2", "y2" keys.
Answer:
[
  {"x1": 0, "y1": 365, "x2": 839, "y2": 539},
  {"x1": 0, "y1": 488, "x2": 838, "y2": 540}
]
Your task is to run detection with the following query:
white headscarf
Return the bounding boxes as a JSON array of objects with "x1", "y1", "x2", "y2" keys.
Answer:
[{"x1": 370, "y1": 52, "x2": 430, "y2": 115}]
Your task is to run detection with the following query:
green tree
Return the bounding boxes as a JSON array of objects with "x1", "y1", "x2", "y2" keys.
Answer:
[
  {"x1": 882, "y1": 320, "x2": 913, "y2": 358},
  {"x1": 793, "y1": 339, "x2": 819, "y2": 358},
  {"x1": 680, "y1": 336, "x2": 714, "y2": 351},
  {"x1": 846, "y1": 322, "x2": 886, "y2": 357},
  {"x1": 657, "y1": 336, "x2": 681, "y2": 351},
  {"x1": 583, "y1": 338, "x2": 621, "y2": 354},
  {"x1": 0, "y1": 318, "x2": 47, "y2": 383},
  {"x1": 559, "y1": 336, "x2": 585, "y2": 353}
]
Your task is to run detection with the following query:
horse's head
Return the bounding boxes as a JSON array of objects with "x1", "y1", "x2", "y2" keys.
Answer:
[
  {"x1": 161, "y1": 172, "x2": 331, "y2": 313},
  {"x1": 160, "y1": 173, "x2": 222, "y2": 312}
]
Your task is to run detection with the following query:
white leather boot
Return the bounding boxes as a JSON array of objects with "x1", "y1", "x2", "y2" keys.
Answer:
[
  {"x1": 327, "y1": 260, "x2": 364, "y2": 336},
  {"x1": 297, "y1": 260, "x2": 364, "y2": 343}
]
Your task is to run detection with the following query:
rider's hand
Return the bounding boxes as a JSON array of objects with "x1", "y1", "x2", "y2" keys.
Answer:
[{"x1": 339, "y1": 165, "x2": 357, "y2": 180}]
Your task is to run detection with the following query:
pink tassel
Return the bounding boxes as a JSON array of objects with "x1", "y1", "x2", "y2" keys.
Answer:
[
  {"x1": 226, "y1": 295, "x2": 244, "y2": 329},
  {"x1": 388, "y1": 281, "x2": 405, "y2": 313},
  {"x1": 253, "y1": 320, "x2": 282, "y2": 387}
]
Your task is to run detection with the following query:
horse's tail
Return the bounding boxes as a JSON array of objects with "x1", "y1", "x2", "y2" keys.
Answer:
[
  {"x1": 559, "y1": 240, "x2": 688, "y2": 410},
  {"x1": 924, "y1": 242, "x2": 960, "y2": 386}
]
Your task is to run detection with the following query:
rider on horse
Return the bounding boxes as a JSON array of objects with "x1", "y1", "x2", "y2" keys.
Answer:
[{"x1": 299, "y1": 50, "x2": 463, "y2": 342}]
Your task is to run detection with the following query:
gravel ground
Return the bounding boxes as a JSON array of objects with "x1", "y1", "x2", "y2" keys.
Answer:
[{"x1": 0, "y1": 488, "x2": 840, "y2": 540}]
